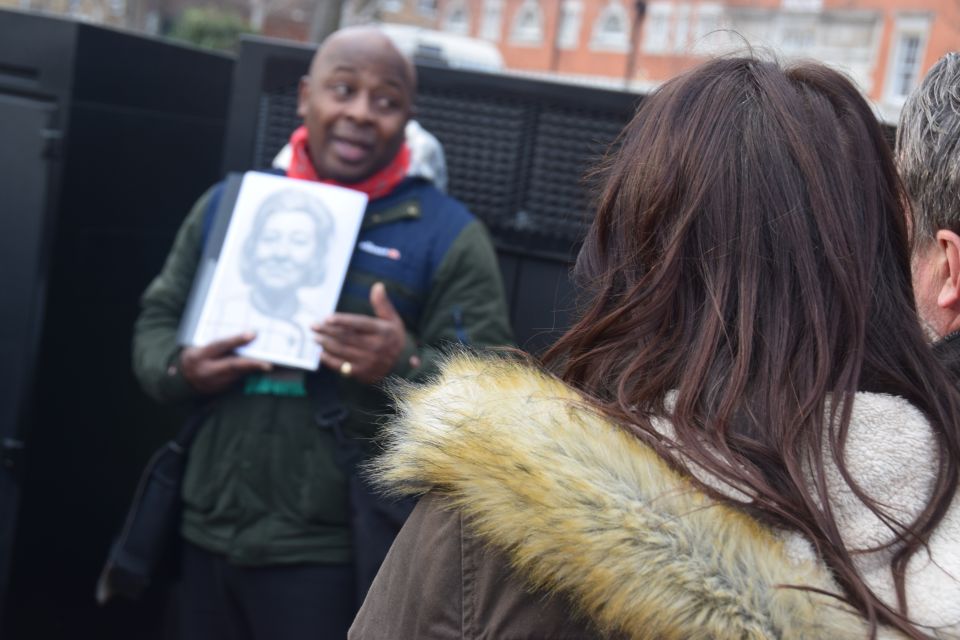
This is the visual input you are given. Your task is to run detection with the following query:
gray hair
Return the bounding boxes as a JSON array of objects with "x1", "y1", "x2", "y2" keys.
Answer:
[{"x1": 896, "y1": 52, "x2": 960, "y2": 249}]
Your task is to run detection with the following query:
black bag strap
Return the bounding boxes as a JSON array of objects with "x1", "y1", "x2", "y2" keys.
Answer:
[
  {"x1": 304, "y1": 367, "x2": 415, "y2": 605},
  {"x1": 171, "y1": 405, "x2": 209, "y2": 452},
  {"x1": 305, "y1": 369, "x2": 360, "y2": 471},
  {"x1": 307, "y1": 368, "x2": 348, "y2": 429}
]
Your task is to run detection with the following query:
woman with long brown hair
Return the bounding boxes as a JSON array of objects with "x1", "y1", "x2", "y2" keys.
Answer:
[{"x1": 350, "y1": 57, "x2": 960, "y2": 639}]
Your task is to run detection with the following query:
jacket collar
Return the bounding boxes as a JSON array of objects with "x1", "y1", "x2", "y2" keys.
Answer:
[{"x1": 371, "y1": 355, "x2": 891, "y2": 639}]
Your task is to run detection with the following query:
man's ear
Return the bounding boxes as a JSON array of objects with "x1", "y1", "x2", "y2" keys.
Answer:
[
  {"x1": 296, "y1": 75, "x2": 310, "y2": 119},
  {"x1": 936, "y1": 230, "x2": 960, "y2": 309}
]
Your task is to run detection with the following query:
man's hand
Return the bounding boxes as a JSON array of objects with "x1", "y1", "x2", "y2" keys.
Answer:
[
  {"x1": 312, "y1": 282, "x2": 406, "y2": 384},
  {"x1": 179, "y1": 332, "x2": 272, "y2": 395}
]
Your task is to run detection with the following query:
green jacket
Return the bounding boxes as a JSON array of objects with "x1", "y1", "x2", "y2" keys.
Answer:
[{"x1": 132, "y1": 176, "x2": 513, "y2": 565}]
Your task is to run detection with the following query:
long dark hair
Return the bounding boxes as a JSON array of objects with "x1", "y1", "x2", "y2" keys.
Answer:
[{"x1": 544, "y1": 57, "x2": 960, "y2": 638}]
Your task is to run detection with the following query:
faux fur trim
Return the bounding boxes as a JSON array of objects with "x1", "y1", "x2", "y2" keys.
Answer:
[{"x1": 372, "y1": 355, "x2": 886, "y2": 640}]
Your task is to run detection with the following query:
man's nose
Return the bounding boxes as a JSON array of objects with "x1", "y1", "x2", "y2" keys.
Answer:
[{"x1": 344, "y1": 92, "x2": 373, "y2": 123}]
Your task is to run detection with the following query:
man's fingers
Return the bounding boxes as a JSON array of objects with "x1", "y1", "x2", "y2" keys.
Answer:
[
  {"x1": 314, "y1": 284, "x2": 402, "y2": 334},
  {"x1": 313, "y1": 322, "x2": 383, "y2": 347},
  {"x1": 202, "y1": 332, "x2": 257, "y2": 357},
  {"x1": 208, "y1": 356, "x2": 271, "y2": 379},
  {"x1": 233, "y1": 357, "x2": 273, "y2": 373},
  {"x1": 370, "y1": 282, "x2": 400, "y2": 322},
  {"x1": 316, "y1": 314, "x2": 383, "y2": 335},
  {"x1": 319, "y1": 350, "x2": 344, "y2": 374},
  {"x1": 316, "y1": 336, "x2": 367, "y2": 364}
]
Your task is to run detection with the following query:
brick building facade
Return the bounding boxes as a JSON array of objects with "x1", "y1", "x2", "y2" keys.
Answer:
[
  {"x1": 7, "y1": 0, "x2": 956, "y2": 121},
  {"x1": 380, "y1": 0, "x2": 960, "y2": 121}
]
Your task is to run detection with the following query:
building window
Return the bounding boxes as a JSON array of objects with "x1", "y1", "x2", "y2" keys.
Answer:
[
  {"x1": 591, "y1": 1, "x2": 630, "y2": 51},
  {"x1": 692, "y1": 3, "x2": 725, "y2": 54},
  {"x1": 781, "y1": 0, "x2": 822, "y2": 11},
  {"x1": 109, "y1": 0, "x2": 126, "y2": 16},
  {"x1": 672, "y1": 4, "x2": 690, "y2": 53},
  {"x1": 892, "y1": 34, "x2": 923, "y2": 97},
  {"x1": 558, "y1": 0, "x2": 583, "y2": 49},
  {"x1": 511, "y1": 0, "x2": 544, "y2": 45},
  {"x1": 381, "y1": 0, "x2": 405, "y2": 12},
  {"x1": 643, "y1": 2, "x2": 671, "y2": 54},
  {"x1": 444, "y1": 0, "x2": 470, "y2": 34},
  {"x1": 480, "y1": 0, "x2": 503, "y2": 40},
  {"x1": 885, "y1": 15, "x2": 931, "y2": 103},
  {"x1": 417, "y1": 0, "x2": 438, "y2": 17},
  {"x1": 781, "y1": 26, "x2": 815, "y2": 52}
]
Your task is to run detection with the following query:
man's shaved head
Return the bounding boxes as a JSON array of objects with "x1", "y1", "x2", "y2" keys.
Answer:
[
  {"x1": 297, "y1": 26, "x2": 416, "y2": 183},
  {"x1": 310, "y1": 26, "x2": 416, "y2": 97}
]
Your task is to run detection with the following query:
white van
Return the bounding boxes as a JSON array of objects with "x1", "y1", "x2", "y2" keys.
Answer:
[{"x1": 379, "y1": 23, "x2": 504, "y2": 72}]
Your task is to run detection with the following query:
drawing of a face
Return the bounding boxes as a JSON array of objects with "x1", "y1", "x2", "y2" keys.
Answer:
[
  {"x1": 240, "y1": 188, "x2": 334, "y2": 310},
  {"x1": 252, "y1": 209, "x2": 319, "y2": 293}
]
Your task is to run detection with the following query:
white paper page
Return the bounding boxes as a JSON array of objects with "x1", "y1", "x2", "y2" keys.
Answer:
[{"x1": 192, "y1": 172, "x2": 368, "y2": 370}]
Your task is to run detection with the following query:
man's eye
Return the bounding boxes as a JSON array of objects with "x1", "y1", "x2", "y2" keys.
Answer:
[
  {"x1": 374, "y1": 96, "x2": 399, "y2": 111},
  {"x1": 330, "y1": 83, "x2": 352, "y2": 98}
]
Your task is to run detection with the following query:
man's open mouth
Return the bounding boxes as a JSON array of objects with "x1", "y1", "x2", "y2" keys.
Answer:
[{"x1": 331, "y1": 137, "x2": 374, "y2": 164}]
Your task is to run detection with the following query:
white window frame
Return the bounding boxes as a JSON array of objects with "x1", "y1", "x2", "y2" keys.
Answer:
[
  {"x1": 591, "y1": 0, "x2": 631, "y2": 52},
  {"x1": 417, "y1": 0, "x2": 438, "y2": 17},
  {"x1": 643, "y1": 2, "x2": 672, "y2": 54},
  {"x1": 443, "y1": 0, "x2": 471, "y2": 35},
  {"x1": 381, "y1": 0, "x2": 405, "y2": 13},
  {"x1": 776, "y1": 13, "x2": 817, "y2": 54},
  {"x1": 480, "y1": 0, "x2": 503, "y2": 41},
  {"x1": 558, "y1": 0, "x2": 584, "y2": 49},
  {"x1": 672, "y1": 3, "x2": 691, "y2": 53},
  {"x1": 691, "y1": 3, "x2": 725, "y2": 54},
  {"x1": 884, "y1": 13, "x2": 931, "y2": 106},
  {"x1": 781, "y1": 0, "x2": 822, "y2": 12},
  {"x1": 510, "y1": 0, "x2": 545, "y2": 46}
]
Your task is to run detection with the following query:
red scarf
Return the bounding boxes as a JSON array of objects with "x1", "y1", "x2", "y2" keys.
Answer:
[{"x1": 286, "y1": 125, "x2": 411, "y2": 200}]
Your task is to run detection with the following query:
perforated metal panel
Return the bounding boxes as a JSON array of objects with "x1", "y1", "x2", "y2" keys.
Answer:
[
  {"x1": 521, "y1": 106, "x2": 625, "y2": 255},
  {"x1": 415, "y1": 91, "x2": 530, "y2": 238},
  {"x1": 253, "y1": 85, "x2": 295, "y2": 168}
]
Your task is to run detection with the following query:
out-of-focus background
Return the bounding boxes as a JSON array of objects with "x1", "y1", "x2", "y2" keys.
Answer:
[
  {"x1": 4, "y1": 0, "x2": 956, "y2": 122},
  {"x1": 0, "y1": 2, "x2": 955, "y2": 640}
]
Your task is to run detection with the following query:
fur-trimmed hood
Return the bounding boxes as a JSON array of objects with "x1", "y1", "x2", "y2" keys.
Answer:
[{"x1": 370, "y1": 356, "x2": 960, "y2": 639}]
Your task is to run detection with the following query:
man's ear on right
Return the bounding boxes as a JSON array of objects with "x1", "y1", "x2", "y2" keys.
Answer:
[{"x1": 935, "y1": 230, "x2": 960, "y2": 313}]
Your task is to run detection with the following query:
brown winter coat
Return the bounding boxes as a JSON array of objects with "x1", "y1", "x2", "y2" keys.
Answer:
[
  {"x1": 348, "y1": 355, "x2": 960, "y2": 639},
  {"x1": 350, "y1": 492, "x2": 611, "y2": 639}
]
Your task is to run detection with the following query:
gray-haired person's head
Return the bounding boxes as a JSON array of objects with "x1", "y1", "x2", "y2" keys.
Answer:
[
  {"x1": 241, "y1": 188, "x2": 334, "y2": 291},
  {"x1": 897, "y1": 52, "x2": 960, "y2": 250}
]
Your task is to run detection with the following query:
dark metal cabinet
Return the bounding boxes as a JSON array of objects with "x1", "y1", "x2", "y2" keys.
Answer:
[{"x1": 0, "y1": 10, "x2": 234, "y2": 639}]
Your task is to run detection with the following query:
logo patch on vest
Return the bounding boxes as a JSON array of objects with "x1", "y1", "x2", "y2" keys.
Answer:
[{"x1": 358, "y1": 240, "x2": 402, "y2": 261}]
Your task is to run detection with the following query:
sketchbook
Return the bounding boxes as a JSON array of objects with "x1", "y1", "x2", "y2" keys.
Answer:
[{"x1": 177, "y1": 171, "x2": 368, "y2": 370}]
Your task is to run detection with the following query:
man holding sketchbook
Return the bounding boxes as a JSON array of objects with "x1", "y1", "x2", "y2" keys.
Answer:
[{"x1": 132, "y1": 26, "x2": 512, "y2": 639}]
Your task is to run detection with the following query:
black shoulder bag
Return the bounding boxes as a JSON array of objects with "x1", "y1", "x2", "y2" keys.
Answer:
[{"x1": 95, "y1": 408, "x2": 209, "y2": 604}]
